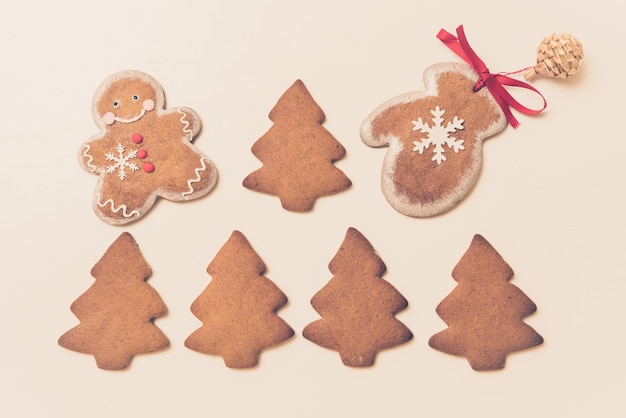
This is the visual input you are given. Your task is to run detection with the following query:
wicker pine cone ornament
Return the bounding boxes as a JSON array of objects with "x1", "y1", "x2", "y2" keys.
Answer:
[{"x1": 523, "y1": 33, "x2": 583, "y2": 80}]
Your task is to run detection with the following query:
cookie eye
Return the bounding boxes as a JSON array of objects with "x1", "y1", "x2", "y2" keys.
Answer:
[
  {"x1": 132, "y1": 94, "x2": 139, "y2": 101},
  {"x1": 113, "y1": 100, "x2": 120, "y2": 108}
]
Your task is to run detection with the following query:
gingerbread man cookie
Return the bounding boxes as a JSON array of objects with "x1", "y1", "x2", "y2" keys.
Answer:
[{"x1": 79, "y1": 70, "x2": 217, "y2": 225}]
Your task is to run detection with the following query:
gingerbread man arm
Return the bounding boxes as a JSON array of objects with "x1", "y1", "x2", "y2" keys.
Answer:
[
  {"x1": 78, "y1": 134, "x2": 112, "y2": 174},
  {"x1": 158, "y1": 106, "x2": 202, "y2": 141}
]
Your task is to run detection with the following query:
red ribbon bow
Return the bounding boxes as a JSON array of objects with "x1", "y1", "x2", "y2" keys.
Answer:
[{"x1": 437, "y1": 25, "x2": 546, "y2": 128}]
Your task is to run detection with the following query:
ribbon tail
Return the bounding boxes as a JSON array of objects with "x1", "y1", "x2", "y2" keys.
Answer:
[
  {"x1": 487, "y1": 83, "x2": 521, "y2": 128},
  {"x1": 437, "y1": 28, "x2": 471, "y2": 64}
]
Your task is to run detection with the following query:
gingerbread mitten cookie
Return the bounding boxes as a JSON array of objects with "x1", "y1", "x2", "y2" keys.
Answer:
[
  {"x1": 79, "y1": 70, "x2": 217, "y2": 225},
  {"x1": 185, "y1": 231, "x2": 294, "y2": 368},
  {"x1": 303, "y1": 228, "x2": 412, "y2": 367},
  {"x1": 361, "y1": 26, "x2": 580, "y2": 217},
  {"x1": 428, "y1": 234, "x2": 543, "y2": 370},
  {"x1": 361, "y1": 62, "x2": 506, "y2": 217},
  {"x1": 58, "y1": 232, "x2": 169, "y2": 370}
]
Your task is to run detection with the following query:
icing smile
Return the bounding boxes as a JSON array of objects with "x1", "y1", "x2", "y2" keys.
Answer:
[
  {"x1": 114, "y1": 109, "x2": 146, "y2": 123},
  {"x1": 102, "y1": 98, "x2": 155, "y2": 126}
]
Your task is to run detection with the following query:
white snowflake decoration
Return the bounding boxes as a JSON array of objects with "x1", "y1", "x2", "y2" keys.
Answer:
[
  {"x1": 105, "y1": 143, "x2": 139, "y2": 180},
  {"x1": 412, "y1": 106, "x2": 465, "y2": 165}
]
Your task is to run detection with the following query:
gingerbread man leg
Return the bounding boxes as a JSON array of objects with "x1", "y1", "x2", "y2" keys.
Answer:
[
  {"x1": 156, "y1": 143, "x2": 218, "y2": 201},
  {"x1": 93, "y1": 178, "x2": 157, "y2": 225}
]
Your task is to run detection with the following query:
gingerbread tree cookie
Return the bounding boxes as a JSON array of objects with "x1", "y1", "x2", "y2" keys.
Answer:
[
  {"x1": 79, "y1": 70, "x2": 217, "y2": 225},
  {"x1": 303, "y1": 228, "x2": 413, "y2": 367},
  {"x1": 184, "y1": 231, "x2": 294, "y2": 368},
  {"x1": 58, "y1": 232, "x2": 169, "y2": 370},
  {"x1": 429, "y1": 234, "x2": 544, "y2": 370},
  {"x1": 243, "y1": 79, "x2": 351, "y2": 211}
]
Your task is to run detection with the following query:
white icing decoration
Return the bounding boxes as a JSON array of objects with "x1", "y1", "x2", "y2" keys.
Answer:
[
  {"x1": 177, "y1": 108, "x2": 193, "y2": 141},
  {"x1": 114, "y1": 108, "x2": 146, "y2": 124},
  {"x1": 105, "y1": 143, "x2": 139, "y2": 180},
  {"x1": 412, "y1": 106, "x2": 465, "y2": 165},
  {"x1": 96, "y1": 193, "x2": 140, "y2": 218},
  {"x1": 182, "y1": 157, "x2": 209, "y2": 198},
  {"x1": 82, "y1": 144, "x2": 97, "y2": 173}
]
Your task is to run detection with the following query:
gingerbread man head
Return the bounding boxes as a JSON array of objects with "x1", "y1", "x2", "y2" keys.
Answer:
[
  {"x1": 92, "y1": 71, "x2": 162, "y2": 128},
  {"x1": 79, "y1": 70, "x2": 217, "y2": 225}
]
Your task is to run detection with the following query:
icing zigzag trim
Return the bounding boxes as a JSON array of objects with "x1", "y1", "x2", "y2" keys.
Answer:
[
  {"x1": 82, "y1": 144, "x2": 97, "y2": 172},
  {"x1": 97, "y1": 193, "x2": 140, "y2": 219},
  {"x1": 182, "y1": 157, "x2": 209, "y2": 198},
  {"x1": 177, "y1": 108, "x2": 193, "y2": 140}
]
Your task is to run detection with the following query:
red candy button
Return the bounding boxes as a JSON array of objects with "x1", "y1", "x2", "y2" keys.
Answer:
[
  {"x1": 143, "y1": 162, "x2": 155, "y2": 173},
  {"x1": 131, "y1": 133, "x2": 143, "y2": 144},
  {"x1": 137, "y1": 149, "x2": 148, "y2": 159}
]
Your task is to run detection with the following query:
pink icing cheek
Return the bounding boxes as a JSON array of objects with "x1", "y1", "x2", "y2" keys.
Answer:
[
  {"x1": 102, "y1": 112, "x2": 116, "y2": 126},
  {"x1": 143, "y1": 99, "x2": 155, "y2": 112}
]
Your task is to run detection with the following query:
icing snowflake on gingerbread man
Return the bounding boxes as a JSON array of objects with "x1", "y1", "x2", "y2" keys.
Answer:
[
  {"x1": 79, "y1": 70, "x2": 217, "y2": 225},
  {"x1": 105, "y1": 143, "x2": 139, "y2": 180}
]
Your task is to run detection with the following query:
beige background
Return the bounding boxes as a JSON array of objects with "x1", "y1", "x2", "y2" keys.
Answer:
[{"x1": 1, "y1": 1, "x2": 623, "y2": 416}]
